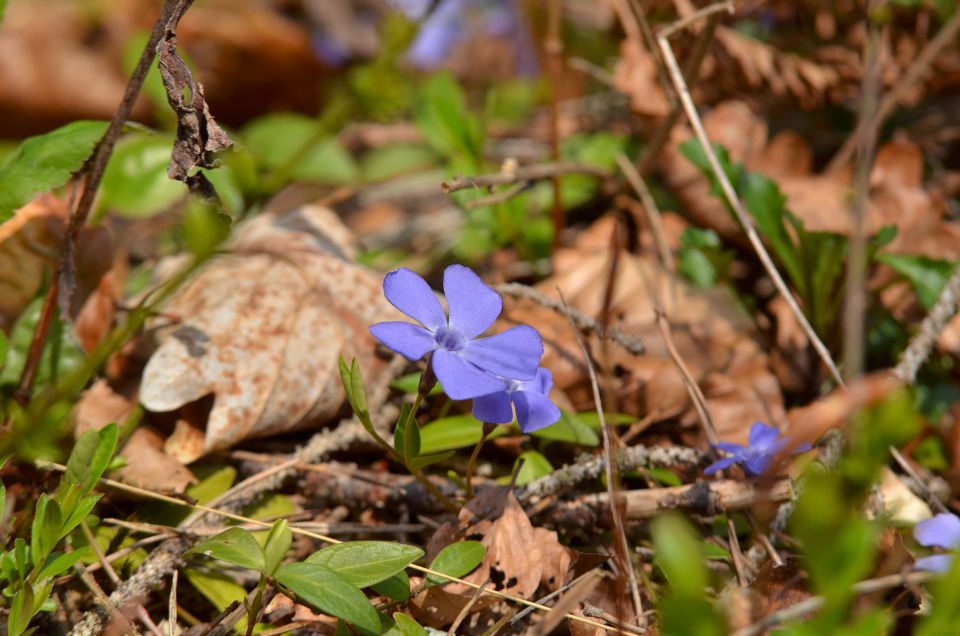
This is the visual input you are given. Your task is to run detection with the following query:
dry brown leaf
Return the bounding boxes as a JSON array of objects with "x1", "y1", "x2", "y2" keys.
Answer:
[
  {"x1": 140, "y1": 205, "x2": 395, "y2": 460},
  {"x1": 787, "y1": 373, "x2": 901, "y2": 445},
  {"x1": 72, "y1": 379, "x2": 135, "y2": 438},
  {"x1": 414, "y1": 487, "x2": 574, "y2": 628},
  {"x1": 612, "y1": 38, "x2": 670, "y2": 117},
  {"x1": 115, "y1": 427, "x2": 197, "y2": 493},
  {"x1": 508, "y1": 216, "x2": 786, "y2": 445}
]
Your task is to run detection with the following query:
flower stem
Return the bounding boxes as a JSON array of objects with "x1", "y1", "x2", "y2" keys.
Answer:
[{"x1": 465, "y1": 423, "x2": 496, "y2": 500}]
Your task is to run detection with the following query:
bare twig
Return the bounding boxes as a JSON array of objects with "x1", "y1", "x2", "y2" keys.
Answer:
[
  {"x1": 558, "y1": 290, "x2": 645, "y2": 624},
  {"x1": 656, "y1": 0, "x2": 734, "y2": 39},
  {"x1": 496, "y1": 282, "x2": 644, "y2": 354},
  {"x1": 441, "y1": 162, "x2": 609, "y2": 194},
  {"x1": 656, "y1": 27, "x2": 845, "y2": 387},
  {"x1": 448, "y1": 578, "x2": 490, "y2": 636},
  {"x1": 893, "y1": 264, "x2": 960, "y2": 383}
]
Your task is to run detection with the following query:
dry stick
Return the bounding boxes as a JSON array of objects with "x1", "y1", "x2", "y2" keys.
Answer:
[
  {"x1": 827, "y1": 7, "x2": 960, "y2": 172},
  {"x1": 732, "y1": 570, "x2": 935, "y2": 636},
  {"x1": 14, "y1": 0, "x2": 181, "y2": 403},
  {"x1": 441, "y1": 162, "x2": 609, "y2": 194},
  {"x1": 168, "y1": 570, "x2": 178, "y2": 636},
  {"x1": 894, "y1": 264, "x2": 960, "y2": 383},
  {"x1": 37, "y1": 463, "x2": 622, "y2": 636},
  {"x1": 496, "y1": 283, "x2": 644, "y2": 354},
  {"x1": 447, "y1": 578, "x2": 490, "y2": 636},
  {"x1": 465, "y1": 181, "x2": 529, "y2": 208},
  {"x1": 842, "y1": 15, "x2": 881, "y2": 381},
  {"x1": 657, "y1": 0, "x2": 734, "y2": 39},
  {"x1": 558, "y1": 290, "x2": 646, "y2": 626},
  {"x1": 656, "y1": 29, "x2": 844, "y2": 387}
]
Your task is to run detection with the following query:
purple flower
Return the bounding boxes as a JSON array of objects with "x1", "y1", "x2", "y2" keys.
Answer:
[
  {"x1": 914, "y1": 513, "x2": 960, "y2": 572},
  {"x1": 370, "y1": 265, "x2": 543, "y2": 400},
  {"x1": 704, "y1": 422, "x2": 811, "y2": 477},
  {"x1": 472, "y1": 367, "x2": 561, "y2": 433}
]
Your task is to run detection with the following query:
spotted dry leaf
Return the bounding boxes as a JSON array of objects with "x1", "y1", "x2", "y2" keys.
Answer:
[{"x1": 139, "y1": 205, "x2": 395, "y2": 460}]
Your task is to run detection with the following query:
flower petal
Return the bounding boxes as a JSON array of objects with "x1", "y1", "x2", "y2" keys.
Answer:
[
  {"x1": 432, "y1": 349, "x2": 505, "y2": 400},
  {"x1": 461, "y1": 325, "x2": 542, "y2": 380},
  {"x1": 369, "y1": 322, "x2": 437, "y2": 361},
  {"x1": 513, "y1": 391, "x2": 561, "y2": 433},
  {"x1": 748, "y1": 422, "x2": 781, "y2": 449},
  {"x1": 383, "y1": 268, "x2": 446, "y2": 330},
  {"x1": 788, "y1": 441, "x2": 813, "y2": 456},
  {"x1": 471, "y1": 390, "x2": 513, "y2": 424},
  {"x1": 519, "y1": 367, "x2": 553, "y2": 395},
  {"x1": 704, "y1": 456, "x2": 738, "y2": 475},
  {"x1": 915, "y1": 514, "x2": 960, "y2": 549},
  {"x1": 713, "y1": 441, "x2": 747, "y2": 455},
  {"x1": 914, "y1": 554, "x2": 955, "y2": 573},
  {"x1": 443, "y1": 265, "x2": 502, "y2": 338},
  {"x1": 744, "y1": 453, "x2": 774, "y2": 477}
]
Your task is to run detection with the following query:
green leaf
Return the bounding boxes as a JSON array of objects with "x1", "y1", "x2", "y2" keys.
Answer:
[
  {"x1": 414, "y1": 72, "x2": 483, "y2": 167},
  {"x1": 372, "y1": 571, "x2": 411, "y2": 601},
  {"x1": 393, "y1": 404, "x2": 420, "y2": 462},
  {"x1": 392, "y1": 613, "x2": 428, "y2": 636},
  {"x1": 512, "y1": 451, "x2": 553, "y2": 486},
  {"x1": 360, "y1": 144, "x2": 436, "y2": 182},
  {"x1": 99, "y1": 134, "x2": 185, "y2": 217},
  {"x1": 0, "y1": 297, "x2": 86, "y2": 391},
  {"x1": 58, "y1": 494, "x2": 101, "y2": 539},
  {"x1": 263, "y1": 519, "x2": 292, "y2": 576},
  {"x1": 340, "y1": 357, "x2": 373, "y2": 429},
  {"x1": 419, "y1": 415, "x2": 508, "y2": 454},
  {"x1": 37, "y1": 548, "x2": 92, "y2": 580},
  {"x1": 66, "y1": 423, "x2": 119, "y2": 493},
  {"x1": 8, "y1": 582, "x2": 35, "y2": 636},
  {"x1": 0, "y1": 331, "x2": 7, "y2": 372},
  {"x1": 651, "y1": 514, "x2": 707, "y2": 597},
  {"x1": 407, "y1": 450, "x2": 455, "y2": 472},
  {"x1": 31, "y1": 496, "x2": 62, "y2": 568},
  {"x1": 390, "y1": 373, "x2": 443, "y2": 396},
  {"x1": 305, "y1": 541, "x2": 423, "y2": 588},
  {"x1": 0, "y1": 120, "x2": 109, "y2": 222},
  {"x1": 529, "y1": 411, "x2": 599, "y2": 446},
  {"x1": 276, "y1": 562, "x2": 380, "y2": 635},
  {"x1": 427, "y1": 541, "x2": 485, "y2": 585},
  {"x1": 918, "y1": 548, "x2": 960, "y2": 636},
  {"x1": 242, "y1": 113, "x2": 358, "y2": 184},
  {"x1": 184, "y1": 568, "x2": 251, "y2": 633},
  {"x1": 877, "y1": 253, "x2": 956, "y2": 309},
  {"x1": 185, "y1": 527, "x2": 265, "y2": 573}
]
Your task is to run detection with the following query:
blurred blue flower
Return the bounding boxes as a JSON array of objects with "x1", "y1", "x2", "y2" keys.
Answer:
[
  {"x1": 472, "y1": 367, "x2": 561, "y2": 433},
  {"x1": 914, "y1": 513, "x2": 960, "y2": 572},
  {"x1": 393, "y1": 0, "x2": 538, "y2": 74},
  {"x1": 370, "y1": 265, "x2": 543, "y2": 400},
  {"x1": 704, "y1": 422, "x2": 811, "y2": 477}
]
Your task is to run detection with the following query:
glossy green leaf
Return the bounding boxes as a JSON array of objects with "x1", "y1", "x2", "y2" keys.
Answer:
[
  {"x1": 408, "y1": 450, "x2": 455, "y2": 472},
  {"x1": 513, "y1": 450, "x2": 553, "y2": 486},
  {"x1": 427, "y1": 541, "x2": 485, "y2": 585},
  {"x1": 99, "y1": 134, "x2": 185, "y2": 217},
  {"x1": 392, "y1": 612, "x2": 428, "y2": 636},
  {"x1": 372, "y1": 571, "x2": 411, "y2": 601},
  {"x1": 242, "y1": 113, "x2": 358, "y2": 184},
  {"x1": 37, "y1": 548, "x2": 92, "y2": 580},
  {"x1": 651, "y1": 514, "x2": 707, "y2": 597},
  {"x1": 340, "y1": 357, "x2": 373, "y2": 429},
  {"x1": 276, "y1": 562, "x2": 380, "y2": 635},
  {"x1": 305, "y1": 541, "x2": 423, "y2": 588},
  {"x1": 0, "y1": 120, "x2": 109, "y2": 222},
  {"x1": 185, "y1": 527, "x2": 265, "y2": 573},
  {"x1": 393, "y1": 404, "x2": 420, "y2": 462},
  {"x1": 390, "y1": 373, "x2": 443, "y2": 396},
  {"x1": 58, "y1": 494, "x2": 101, "y2": 539},
  {"x1": 877, "y1": 253, "x2": 956, "y2": 310},
  {"x1": 530, "y1": 411, "x2": 599, "y2": 446},
  {"x1": 184, "y1": 568, "x2": 250, "y2": 632},
  {"x1": 30, "y1": 496, "x2": 62, "y2": 568},
  {"x1": 419, "y1": 415, "x2": 508, "y2": 454},
  {"x1": 263, "y1": 519, "x2": 292, "y2": 576}
]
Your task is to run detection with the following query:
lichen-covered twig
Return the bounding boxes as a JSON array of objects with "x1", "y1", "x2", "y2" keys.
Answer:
[{"x1": 441, "y1": 162, "x2": 609, "y2": 194}]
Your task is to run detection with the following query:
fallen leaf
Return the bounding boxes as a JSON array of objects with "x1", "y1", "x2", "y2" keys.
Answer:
[
  {"x1": 116, "y1": 427, "x2": 197, "y2": 493},
  {"x1": 613, "y1": 38, "x2": 670, "y2": 117},
  {"x1": 140, "y1": 205, "x2": 395, "y2": 459},
  {"x1": 72, "y1": 379, "x2": 135, "y2": 438}
]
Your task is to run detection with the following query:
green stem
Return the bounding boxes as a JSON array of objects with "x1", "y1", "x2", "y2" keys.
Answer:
[
  {"x1": 245, "y1": 574, "x2": 267, "y2": 636},
  {"x1": 464, "y1": 423, "x2": 495, "y2": 500}
]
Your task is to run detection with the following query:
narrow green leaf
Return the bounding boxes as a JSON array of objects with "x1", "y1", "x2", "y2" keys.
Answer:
[
  {"x1": 305, "y1": 541, "x2": 423, "y2": 588},
  {"x1": 185, "y1": 527, "x2": 265, "y2": 573},
  {"x1": 651, "y1": 514, "x2": 707, "y2": 597},
  {"x1": 408, "y1": 450, "x2": 455, "y2": 472},
  {"x1": 37, "y1": 548, "x2": 92, "y2": 580},
  {"x1": 8, "y1": 582, "x2": 35, "y2": 636},
  {"x1": 276, "y1": 562, "x2": 380, "y2": 635},
  {"x1": 58, "y1": 494, "x2": 101, "y2": 539},
  {"x1": 66, "y1": 423, "x2": 119, "y2": 493},
  {"x1": 419, "y1": 415, "x2": 509, "y2": 454},
  {"x1": 392, "y1": 613, "x2": 428, "y2": 636},
  {"x1": 403, "y1": 410, "x2": 420, "y2": 461},
  {"x1": 877, "y1": 253, "x2": 956, "y2": 310},
  {"x1": 0, "y1": 121, "x2": 109, "y2": 222},
  {"x1": 184, "y1": 568, "x2": 251, "y2": 633},
  {"x1": 372, "y1": 571, "x2": 411, "y2": 601},
  {"x1": 427, "y1": 541, "x2": 485, "y2": 585},
  {"x1": 263, "y1": 519, "x2": 292, "y2": 576},
  {"x1": 530, "y1": 411, "x2": 599, "y2": 446},
  {"x1": 512, "y1": 451, "x2": 553, "y2": 486},
  {"x1": 31, "y1": 496, "x2": 62, "y2": 568}
]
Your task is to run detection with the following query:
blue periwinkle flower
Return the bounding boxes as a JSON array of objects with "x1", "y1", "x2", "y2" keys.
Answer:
[
  {"x1": 704, "y1": 422, "x2": 811, "y2": 477},
  {"x1": 914, "y1": 513, "x2": 960, "y2": 572},
  {"x1": 370, "y1": 265, "x2": 544, "y2": 400},
  {"x1": 472, "y1": 367, "x2": 561, "y2": 433}
]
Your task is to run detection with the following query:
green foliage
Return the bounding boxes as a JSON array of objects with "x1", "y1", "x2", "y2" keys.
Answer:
[
  {"x1": 99, "y1": 133, "x2": 186, "y2": 217},
  {"x1": 305, "y1": 541, "x2": 423, "y2": 588},
  {"x1": 511, "y1": 450, "x2": 553, "y2": 486},
  {"x1": 876, "y1": 253, "x2": 956, "y2": 310},
  {"x1": 0, "y1": 297, "x2": 86, "y2": 395},
  {"x1": 651, "y1": 514, "x2": 726, "y2": 636},
  {"x1": 275, "y1": 562, "x2": 381, "y2": 635},
  {"x1": 426, "y1": 541, "x2": 485, "y2": 585},
  {"x1": 917, "y1": 554, "x2": 960, "y2": 636},
  {"x1": 0, "y1": 424, "x2": 118, "y2": 636},
  {"x1": 790, "y1": 391, "x2": 920, "y2": 630},
  {"x1": 680, "y1": 139, "x2": 896, "y2": 338},
  {"x1": 678, "y1": 227, "x2": 735, "y2": 288},
  {"x1": 186, "y1": 527, "x2": 268, "y2": 573},
  {"x1": 530, "y1": 411, "x2": 600, "y2": 446},
  {"x1": 0, "y1": 120, "x2": 108, "y2": 222},
  {"x1": 392, "y1": 612, "x2": 429, "y2": 636},
  {"x1": 419, "y1": 415, "x2": 508, "y2": 453},
  {"x1": 414, "y1": 72, "x2": 484, "y2": 171}
]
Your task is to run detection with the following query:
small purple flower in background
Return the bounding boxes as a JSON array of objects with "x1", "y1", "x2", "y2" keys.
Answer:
[
  {"x1": 472, "y1": 368, "x2": 561, "y2": 433},
  {"x1": 370, "y1": 265, "x2": 543, "y2": 400},
  {"x1": 914, "y1": 513, "x2": 960, "y2": 572},
  {"x1": 704, "y1": 422, "x2": 811, "y2": 477}
]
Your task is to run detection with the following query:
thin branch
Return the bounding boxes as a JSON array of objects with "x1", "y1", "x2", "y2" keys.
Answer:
[
  {"x1": 496, "y1": 282, "x2": 644, "y2": 354},
  {"x1": 656, "y1": 0, "x2": 734, "y2": 39},
  {"x1": 441, "y1": 162, "x2": 609, "y2": 194},
  {"x1": 656, "y1": 28, "x2": 845, "y2": 387},
  {"x1": 893, "y1": 264, "x2": 960, "y2": 383}
]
